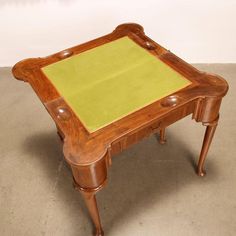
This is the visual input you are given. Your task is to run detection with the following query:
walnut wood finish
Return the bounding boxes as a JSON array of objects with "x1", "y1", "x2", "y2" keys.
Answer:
[
  {"x1": 12, "y1": 23, "x2": 228, "y2": 235},
  {"x1": 159, "y1": 128, "x2": 166, "y2": 144},
  {"x1": 197, "y1": 116, "x2": 219, "y2": 176},
  {"x1": 74, "y1": 183, "x2": 104, "y2": 236}
]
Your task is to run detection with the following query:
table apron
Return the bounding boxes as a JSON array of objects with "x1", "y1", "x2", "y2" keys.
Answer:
[{"x1": 110, "y1": 101, "x2": 195, "y2": 156}]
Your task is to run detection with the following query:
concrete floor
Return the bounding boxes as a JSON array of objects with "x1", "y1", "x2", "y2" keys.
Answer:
[{"x1": 0, "y1": 64, "x2": 235, "y2": 236}]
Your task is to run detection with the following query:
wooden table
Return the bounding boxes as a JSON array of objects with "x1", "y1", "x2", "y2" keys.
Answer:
[{"x1": 12, "y1": 23, "x2": 228, "y2": 236}]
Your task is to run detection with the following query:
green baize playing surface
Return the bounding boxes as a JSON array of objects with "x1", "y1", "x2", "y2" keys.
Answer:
[{"x1": 42, "y1": 37, "x2": 191, "y2": 132}]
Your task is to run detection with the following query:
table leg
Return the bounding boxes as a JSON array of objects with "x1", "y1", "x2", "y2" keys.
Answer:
[
  {"x1": 70, "y1": 156, "x2": 107, "y2": 236},
  {"x1": 197, "y1": 121, "x2": 218, "y2": 177},
  {"x1": 80, "y1": 190, "x2": 104, "y2": 236},
  {"x1": 159, "y1": 128, "x2": 166, "y2": 144}
]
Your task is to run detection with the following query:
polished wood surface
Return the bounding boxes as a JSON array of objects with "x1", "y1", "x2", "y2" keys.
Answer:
[
  {"x1": 159, "y1": 128, "x2": 166, "y2": 144},
  {"x1": 197, "y1": 117, "x2": 219, "y2": 176},
  {"x1": 12, "y1": 23, "x2": 228, "y2": 235}
]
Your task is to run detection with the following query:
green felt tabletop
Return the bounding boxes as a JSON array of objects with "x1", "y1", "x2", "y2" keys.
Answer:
[{"x1": 42, "y1": 36, "x2": 191, "y2": 132}]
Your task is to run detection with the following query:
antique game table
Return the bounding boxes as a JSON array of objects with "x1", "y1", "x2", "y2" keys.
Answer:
[{"x1": 12, "y1": 23, "x2": 228, "y2": 236}]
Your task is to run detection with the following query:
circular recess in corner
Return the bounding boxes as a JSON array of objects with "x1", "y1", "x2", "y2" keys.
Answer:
[
  {"x1": 56, "y1": 106, "x2": 71, "y2": 121},
  {"x1": 144, "y1": 41, "x2": 156, "y2": 50},
  {"x1": 161, "y1": 95, "x2": 181, "y2": 107},
  {"x1": 58, "y1": 50, "x2": 73, "y2": 59}
]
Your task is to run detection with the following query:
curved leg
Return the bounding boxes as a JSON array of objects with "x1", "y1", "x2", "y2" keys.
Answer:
[
  {"x1": 159, "y1": 128, "x2": 166, "y2": 144},
  {"x1": 197, "y1": 120, "x2": 218, "y2": 176},
  {"x1": 70, "y1": 157, "x2": 108, "y2": 236},
  {"x1": 80, "y1": 190, "x2": 104, "y2": 236}
]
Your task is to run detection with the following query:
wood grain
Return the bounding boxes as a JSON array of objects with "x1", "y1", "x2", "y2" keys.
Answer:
[{"x1": 12, "y1": 23, "x2": 228, "y2": 235}]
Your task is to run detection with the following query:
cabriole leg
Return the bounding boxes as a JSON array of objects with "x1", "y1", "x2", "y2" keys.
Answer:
[
  {"x1": 197, "y1": 120, "x2": 218, "y2": 176},
  {"x1": 70, "y1": 157, "x2": 108, "y2": 236},
  {"x1": 159, "y1": 128, "x2": 166, "y2": 144},
  {"x1": 80, "y1": 190, "x2": 104, "y2": 236}
]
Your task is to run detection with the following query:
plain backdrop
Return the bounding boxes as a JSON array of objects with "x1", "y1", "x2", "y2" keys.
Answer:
[{"x1": 0, "y1": 0, "x2": 236, "y2": 66}]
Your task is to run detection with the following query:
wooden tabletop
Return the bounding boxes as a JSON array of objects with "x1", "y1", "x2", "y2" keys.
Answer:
[{"x1": 12, "y1": 23, "x2": 228, "y2": 167}]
